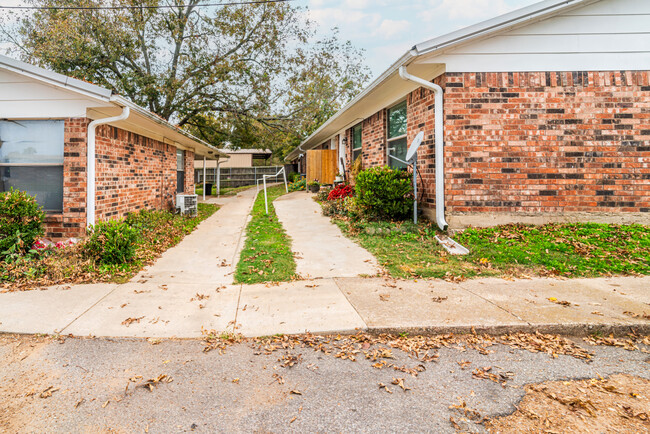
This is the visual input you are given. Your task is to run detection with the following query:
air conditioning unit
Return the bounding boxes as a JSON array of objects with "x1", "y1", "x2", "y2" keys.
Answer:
[{"x1": 176, "y1": 194, "x2": 198, "y2": 216}]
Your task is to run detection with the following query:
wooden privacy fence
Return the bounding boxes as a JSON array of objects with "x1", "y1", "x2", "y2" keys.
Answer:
[{"x1": 307, "y1": 149, "x2": 337, "y2": 185}]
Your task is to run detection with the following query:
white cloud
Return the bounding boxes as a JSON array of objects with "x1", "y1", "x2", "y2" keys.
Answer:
[
  {"x1": 343, "y1": 0, "x2": 371, "y2": 9},
  {"x1": 374, "y1": 19, "x2": 410, "y2": 39}
]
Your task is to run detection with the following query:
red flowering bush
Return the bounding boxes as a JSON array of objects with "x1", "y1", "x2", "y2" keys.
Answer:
[{"x1": 327, "y1": 184, "x2": 354, "y2": 201}]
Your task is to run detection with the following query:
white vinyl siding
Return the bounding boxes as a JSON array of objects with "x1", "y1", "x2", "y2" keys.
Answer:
[
  {"x1": 425, "y1": 0, "x2": 650, "y2": 72},
  {"x1": 0, "y1": 69, "x2": 112, "y2": 118}
]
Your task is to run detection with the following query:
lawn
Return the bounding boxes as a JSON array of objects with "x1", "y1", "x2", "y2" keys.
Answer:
[
  {"x1": 334, "y1": 219, "x2": 650, "y2": 280},
  {"x1": 195, "y1": 184, "x2": 255, "y2": 197},
  {"x1": 234, "y1": 185, "x2": 297, "y2": 284},
  {"x1": 1, "y1": 203, "x2": 219, "y2": 290}
]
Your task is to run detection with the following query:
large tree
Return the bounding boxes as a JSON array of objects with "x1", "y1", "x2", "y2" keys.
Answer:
[{"x1": 1, "y1": 0, "x2": 369, "y2": 158}]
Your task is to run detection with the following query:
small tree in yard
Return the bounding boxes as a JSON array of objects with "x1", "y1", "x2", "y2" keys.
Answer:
[
  {"x1": 0, "y1": 188, "x2": 45, "y2": 259},
  {"x1": 355, "y1": 166, "x2": 413, "y2": 221}
]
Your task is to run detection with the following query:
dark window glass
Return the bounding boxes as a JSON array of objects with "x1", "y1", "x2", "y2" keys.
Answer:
[
  {"x1": 176, "y1": 149, "x2": 185, "y2": 193},
  {"x1": 387, "y1": 101, "x2": 408, "y2": 169},
  {"x1": 0, "y1": 120, "x2": 64, "y2": 211},
  {"x1": 352, "y1": 124, "x2": 362, "y2": 161},
  {"x1": 388, "y1": 101, "x2": 407, "y2": 139}
]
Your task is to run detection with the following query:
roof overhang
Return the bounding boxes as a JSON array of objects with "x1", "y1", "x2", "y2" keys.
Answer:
[
  {"x1": 285, "y1": 0, "x2": 596, "y2": 162},
  {"x1": 0, "y1": 54, "x2": 226, "y2": 160}
]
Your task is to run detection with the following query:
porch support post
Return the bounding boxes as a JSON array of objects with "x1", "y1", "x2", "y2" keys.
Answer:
[{"x1": 202, "y1": 155, "x2": 206, "y2": 200}]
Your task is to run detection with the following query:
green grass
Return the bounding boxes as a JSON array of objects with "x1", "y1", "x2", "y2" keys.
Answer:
[
  {"x1": 195, "y1": 184, "x2": 255, "y2": 197},
  {"x1": 234, "y1": 185, "x2": 297, "y2": 284},
  {"x1": 334, "y1": 219, "x2": 650, "y2": 279}
]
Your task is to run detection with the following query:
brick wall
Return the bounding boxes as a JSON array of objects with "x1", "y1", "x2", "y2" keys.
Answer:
[
  {"x1": 45, "y1": 118, "x2": 89, "y2": 239},
  {"x1": 94, "y1": 124, "x2": 181, "y2": 222},
  {"x1": 362, "y1": 110, "x2": 387, "y2": 167},
  {"x1": 184, "y1": 149, "x2": 195, "y2": 194},
  {"x1": 403, "y1": 70, "x2": 650, "y2": 225},
  {"x1": 44, "y1": 119, "x2": 191, "y2": 239}
]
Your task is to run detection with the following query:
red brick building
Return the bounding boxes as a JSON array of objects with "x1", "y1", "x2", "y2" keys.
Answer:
[
  {"x1": 286, "y1": 0, "x2": 650, "y2": 229},
  {"x1": 0, "y1": 55, "x2": 225, "y2": 239}
]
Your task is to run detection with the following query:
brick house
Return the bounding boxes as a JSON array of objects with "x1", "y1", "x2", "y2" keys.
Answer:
[
  {"x1": 285, "y1": 0, "x2": 650, "y2": 229},
  {"x1": 0, "y1": 55, "x2": 225, "y2": 239}
]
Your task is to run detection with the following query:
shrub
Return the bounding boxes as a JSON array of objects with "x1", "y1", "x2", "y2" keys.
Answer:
[
  {"x1": 0, "y1": 188, "x2": 45, "y2": 259},
  {"x1": 355, "y1": 166, "x2": 413, "y2": 220},
  {"x1": 322, "y1": 198, "x2": 347, "y2": 217},
  {"x1": 316, "y1": 187, "x2": 332, "y2": 202},
  {"x1": 327, "y1": 184, "x2": 354, "y2": 201},
  {"x1": 83, "y1": 219, "x2": 139, "y2": 265},
  {"x1": 288, "y1": 179, "x2": 306, "y2": 192},
  {"x1": 288, "y1": 172, "x2": 301, "y2": 183}
]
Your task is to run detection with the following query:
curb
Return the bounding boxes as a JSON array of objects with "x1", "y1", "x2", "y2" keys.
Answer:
[{"x1": 365, "y1": 323, "x2": 650, "y2": 338}]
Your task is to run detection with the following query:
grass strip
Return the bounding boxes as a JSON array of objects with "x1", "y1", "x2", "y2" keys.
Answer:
[
  {"x1": 234, "y1": 185, "x2": 296, "y2": 284},
  {"x1": 334, "y1": 219, "x2": 650, "y2": 280}
]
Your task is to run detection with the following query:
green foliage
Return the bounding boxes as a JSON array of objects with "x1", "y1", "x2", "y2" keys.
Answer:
[
  {"x1": 83, "y1": 220, "x2": 139, "y2": 266},
  {"x1": 334, "y1": 219, "x2": 650, "y2": 280},
  {"x1": 455, "y1": 223, "x2": 650, "y2": 276},
  {"x1": 288, "y1": 179, "x2": 306, "y2": 192},
  {"x1": 288, "y1": 172, "x2": 301, "y2": 183},
  {"x1": 355, "y1": 166, "x2": 413, "y2": 220},
  {"x1": 235, "y1": 185, "x2": 296, "y2": 284},
  {"x1": 0, "y1": 188, "x2": 45, "y2": 260}
]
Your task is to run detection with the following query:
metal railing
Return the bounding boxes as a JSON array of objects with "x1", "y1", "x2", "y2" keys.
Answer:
[{"x1": 195, "y1": 166, "x2": 285, "y2": 188}]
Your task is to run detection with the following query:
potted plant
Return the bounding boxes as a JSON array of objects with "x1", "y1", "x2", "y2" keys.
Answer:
[
  {"x1": 334, "y1": 172, "x2": 344, "y2": 183},
  {"x1": 307, "y1": 180, "x2": 321, "y2": 193}
]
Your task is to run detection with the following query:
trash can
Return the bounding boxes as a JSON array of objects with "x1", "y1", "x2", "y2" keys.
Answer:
[{"x1": 204, "y1": 183, "x2": 213, "y2": 196}]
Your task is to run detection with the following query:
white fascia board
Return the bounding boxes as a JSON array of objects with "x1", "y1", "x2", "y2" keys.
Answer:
[
  {"x1": 0, "y1": 54, "x2": 112, "y2": 102},
  {"x1": 413, "y1": 0, "x2": 597, "y2": 55}
]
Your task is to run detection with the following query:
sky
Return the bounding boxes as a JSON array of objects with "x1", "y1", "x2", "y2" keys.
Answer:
[
  {"x1": 299, "y1": 0, "x2": 539, "y2": 79},
  {"x1": 1, "y1": 0, "x2": 540, "y2": 80}
]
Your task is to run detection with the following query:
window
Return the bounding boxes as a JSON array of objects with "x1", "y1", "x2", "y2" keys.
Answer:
[
  {"x1": 352, "y1": 123, "x2": 362, "y2": 162},
  {"x1": 387, "y1": 100, "x2": 407, "y2": 169},
  {"x1": 176, "y1": 149, "x2": 185, "y2": 193},
  {"x1": 0, "y1": 120, "x2": 64, "y2": 211}
]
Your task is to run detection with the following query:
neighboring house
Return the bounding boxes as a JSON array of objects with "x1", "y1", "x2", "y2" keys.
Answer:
[
  {"x1": 286, "y1": 0, "x2": 650, "y2": 229},
  {"x1": 0, "y1": 55, "x2": 226, "y2": 240}
]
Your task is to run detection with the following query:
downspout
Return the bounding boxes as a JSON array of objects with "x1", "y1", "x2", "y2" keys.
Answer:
[
  {"x1": 86, "y1": 106, "x2": 130, "y2": 227},
  {"x1": 398, "y1": 66, "x2": 448, "y2": 230}
]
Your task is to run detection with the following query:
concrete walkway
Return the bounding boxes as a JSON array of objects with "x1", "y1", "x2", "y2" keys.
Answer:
[
  {"x1": 274, "y1": 192, "x2": 379, "y2": 278},
  {"x1": 1, "y1": 274, "x2": 648, "y2": 338},
  {"x1": 0, "y1": 189, "x2": 648, "y2": 338}
]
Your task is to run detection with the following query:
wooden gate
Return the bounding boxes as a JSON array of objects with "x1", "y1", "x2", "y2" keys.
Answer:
[{"x1": 306, "y1": 149, "x2": 337, "y2": 185}]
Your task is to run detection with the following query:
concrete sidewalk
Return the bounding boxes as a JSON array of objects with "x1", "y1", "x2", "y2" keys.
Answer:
[
  {"x1": 274, "y1": 192, "x2": 379, "y2": 278},
  {"x1": 1, "y1": 274, "x2": 648, "y2": 338}
]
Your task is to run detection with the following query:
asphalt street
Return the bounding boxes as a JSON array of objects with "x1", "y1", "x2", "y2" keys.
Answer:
[{"x1": 1, "y1": 333, "x2": 649, "y2": 433}]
